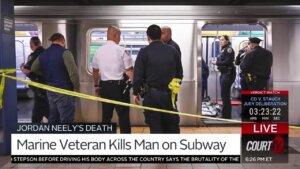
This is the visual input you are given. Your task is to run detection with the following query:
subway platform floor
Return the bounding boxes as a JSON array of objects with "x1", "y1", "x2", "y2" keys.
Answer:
[{"x1": 1, "y1": 127, "x2": 300, "y2": 169}]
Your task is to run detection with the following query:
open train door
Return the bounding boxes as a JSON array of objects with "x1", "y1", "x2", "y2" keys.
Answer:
[{"x1": 199, "y1": 23, "x2": 266, "y2": 125}]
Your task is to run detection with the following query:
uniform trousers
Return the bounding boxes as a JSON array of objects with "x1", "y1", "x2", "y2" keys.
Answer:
[
  {"x1": 100, "y1": 81, "x2": 131, "y2": 133},
  {"x1": 220, "y1": 73, "x2": 236, "y2": 119},
  {"x1": 32, "y1": 88, "x2": 49, "y2": 122},
  {"x1": 143, "y1": 89, "x2": 180, "y2": 134},
  {"x1": 247, "y1": 79, "x2": 268, "y2": 90}
]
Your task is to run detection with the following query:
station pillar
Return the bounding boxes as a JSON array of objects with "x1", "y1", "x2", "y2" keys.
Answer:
[{"x1": 0, "y1": 0, "x2": 17, "y2": 155}]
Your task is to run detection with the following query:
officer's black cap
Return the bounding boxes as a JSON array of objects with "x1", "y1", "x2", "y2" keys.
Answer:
[
  {"x1": 249, "y1": 37, "x2": 262, "y2": 44},
  {"x1": 48, "y1": 33, "x2": 65, "y2": 41}
]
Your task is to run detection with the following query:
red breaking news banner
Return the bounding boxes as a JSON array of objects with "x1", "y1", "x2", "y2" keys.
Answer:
[{"x1": 241, "y1": 90, "x2": 288, "y2": 163}]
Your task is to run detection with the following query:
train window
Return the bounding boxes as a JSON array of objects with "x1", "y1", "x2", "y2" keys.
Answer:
[
  {"x1": 87, "y1": 28, "x2": 148, "y2": 74},
  {"x1": 15, "y1": 23, "x2": 39, "y2": 91}
]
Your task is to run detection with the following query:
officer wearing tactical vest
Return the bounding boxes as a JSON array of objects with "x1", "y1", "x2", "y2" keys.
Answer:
[
  {"x1": 31, "y1": 33, "x2": 79, "y2": 123},
  {"x1": 240, "y1": 37, "x2": 273, "y2": 90},
  {"x1": 133, "y1": 24, "x2": 183, "y2": 134},
  {"x1": 211, "y1": 35, "x2": 236, "y2": 119}
]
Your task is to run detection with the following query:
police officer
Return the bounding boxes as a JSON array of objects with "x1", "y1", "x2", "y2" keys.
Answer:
[
  {"x1": 20, "y1": 37, "x2": 49, "y2": 123},
  {"x1": 235, "y1": 41, "x2": 252, "y2": 90},
  {"x1": 92, "y1": 25, "x2": 133, "y2": 134},
  {"x1": 211, "y1": 35, "x2": 236, "y2": 119},
  {"x1": 240, "y1": 37, "x2": 273, "y2": 90},
  {"x1": 31, "y1": 33, "x2": 79, "y2": 124},
  {"x1": 202, "y1": 57, "x2": 209, "y2": 99},
  {"x1": 161, "y1": 26, "x2": 182, "y2": 109},
  {"x1": 133, "y1": 24, "x2": 183, "y2": 134},
  {"x1": 161, "y1": 26, "x2": 181, "y2": 56}
]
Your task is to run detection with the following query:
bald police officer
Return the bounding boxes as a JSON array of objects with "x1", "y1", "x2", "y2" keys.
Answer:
[
  {"x1": 161, "y1": 26, "x2": 181, "y2": 56},
  {"x1": 92, "y1": 25, "x2": 133, "y2": 134},
  {"x1": 161, "y1": 26, "x2": 182, "y2": 109},
  {"x1": 240, "y1": 37, "x2": 273, "y2": 90},
  {"x1": 133, "y1": 24, "x2": 183, "y2": 134}
]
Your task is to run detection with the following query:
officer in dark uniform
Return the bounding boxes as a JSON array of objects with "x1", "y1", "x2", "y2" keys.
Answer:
[
  {"x1": 133, "y1": 24, "x2": 183, "y2": 134},
  {"x1": 161, "y1": 26, "x2": 181, "y2": 57},
  {"x1": 20, "y1": 37, "x2": 49, "y2": 123},
  {"x1": 202, "y1": 57, "x2": 209, "y2": 99},
  {"x1": 161, "y1": 26, "x2": 182, "y2": 109},
  {"x1": 240, "y1": 37, "x2": 273, "y2": 90},
  {"x1": 211, "y1": 35, "x2": 236, "y2": 119},
  {"x1": 235, "y1": 41, "x2": 251, "y2": 90}
]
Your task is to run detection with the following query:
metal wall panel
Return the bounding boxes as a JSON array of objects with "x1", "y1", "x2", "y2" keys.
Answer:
[
  {"x1": 272, "y1": 22, "x2": 300, "y2": 82},
  {"x1": 273, "y1": 82, "x2": 300, "y2": 125},
  {"x1": 272, "y1": 22, "x2": 300, "y2": 125}
]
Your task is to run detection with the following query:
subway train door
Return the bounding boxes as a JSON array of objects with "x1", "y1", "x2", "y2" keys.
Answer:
[{"x1": 200, "y1": 24, "x2": 265, "y2": 124}]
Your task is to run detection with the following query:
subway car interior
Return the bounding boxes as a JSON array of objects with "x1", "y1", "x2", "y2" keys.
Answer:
[{"x1": 0, "y1": 0, "x2": 300, "y2": 168}]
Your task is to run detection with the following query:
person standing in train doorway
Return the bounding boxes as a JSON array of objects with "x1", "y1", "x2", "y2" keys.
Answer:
[
  {"x1": 92, "y1": 25, "x2": 133, "y2": 134},
  {"x1": 211, "y1": 35, "x2": 236, "y2": 119},
  {"x1": 235, "y1": 41, "x2": 252, "y2": 91},
  {"x1": 133, "y1": 24, "x2": 183, "y2": 133},
  {"x1": 20, "y1": 37, "x2": 49, "y2": 123},
  {"x1": 161, "y1": 26, "x2": 182, "y2": 110},
  {"x1": 31, "y1": 33, "x2": 79, "y2": 123},
  {"x1": 240, "y1": 37, "x2": 273, "y2": 90}
]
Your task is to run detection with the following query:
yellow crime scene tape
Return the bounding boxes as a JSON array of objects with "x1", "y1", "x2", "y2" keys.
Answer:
[
  {"x1": 0, "y1": 69, "x2": 18, "y2": 109},
  {"x1": 0, "y1": 68, "x2": 299, "y2": 129}
]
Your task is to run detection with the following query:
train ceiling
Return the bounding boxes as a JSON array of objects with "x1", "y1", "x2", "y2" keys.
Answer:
[{"x1": 14, "y1": 0, "x2": 300, "y2": 6}]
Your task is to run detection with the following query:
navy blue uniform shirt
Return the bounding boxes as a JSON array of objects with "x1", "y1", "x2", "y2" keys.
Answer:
[
  {"x1": 167, "y1": 39, "x2": 181, "y2": 58},
  {"x1": 133, "y1": 41, "x2": 183, "y2": 95},
  {"x1": 216, "y1": 44, "x2": 235, "y2": 74},
  {"x1": 240, "y1": 46, "x2": 273, "y2": 78},
  {"x1": 24, "y1": 46, "x2": 45, "y2": 82}
]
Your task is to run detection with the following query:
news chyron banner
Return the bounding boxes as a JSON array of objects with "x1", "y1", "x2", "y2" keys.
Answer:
[
  {"x1": 242, "y1": 91, "x2": 288, "y2": 163},
  {"x1": 11, "y1": 123, "x2": 240, "y2": 163}
]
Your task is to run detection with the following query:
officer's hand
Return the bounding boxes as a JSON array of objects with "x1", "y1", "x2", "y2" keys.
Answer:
[
  {"x1": 133, "y1": 95, "x2": 140, "y2": 104},
  {"x1": 95, "y1": 87, "x2": 100, "y2": 96},
  {"x1": 20, "y1": 63, "x2": 25, "y2": 69},
  {"x1": 238, "y1": 49, "x2": 245, "y2": 55},
  {"x1": 210, "y1": 60, "x2": 217, "y2": 65}
]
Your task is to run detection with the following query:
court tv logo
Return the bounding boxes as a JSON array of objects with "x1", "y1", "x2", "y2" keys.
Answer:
[{"x1": 245, "y1": 135, "x2": 285, "y2": 155}]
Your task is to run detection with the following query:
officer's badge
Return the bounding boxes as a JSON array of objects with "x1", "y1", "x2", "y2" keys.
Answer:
[
  {"x1": 27, "y1": 55, "x2": 33, "y2": 62},
  {"x1": 227, "y1": 48, "x2": 233, "y2": 53}
]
